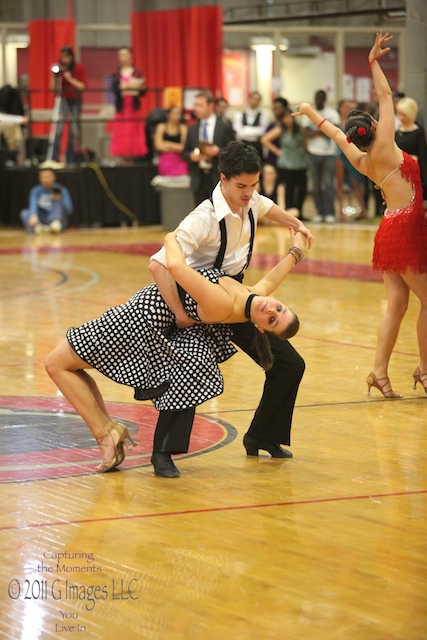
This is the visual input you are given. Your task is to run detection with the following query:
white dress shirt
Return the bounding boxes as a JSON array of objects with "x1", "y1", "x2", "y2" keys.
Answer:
[
  {"x1": 150, "y1": 182, "x2": 274, "y2": 276},
  {"x1": 232, "y1": 108, "x2": 270, "y2": 142}
]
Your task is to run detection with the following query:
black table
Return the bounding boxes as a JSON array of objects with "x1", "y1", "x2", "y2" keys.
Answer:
[{"x1": 0, "y1": 164, "x2": 161, "y2": 228}]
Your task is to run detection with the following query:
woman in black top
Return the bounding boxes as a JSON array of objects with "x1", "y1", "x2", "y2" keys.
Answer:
[{"x1": 395, "y1": 97, "x2": 427, "y2": 199}]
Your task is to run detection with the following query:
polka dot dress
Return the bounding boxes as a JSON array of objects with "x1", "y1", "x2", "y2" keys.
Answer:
[{"x1": 67, "y1": 269, "x2": 237, "y2": 410}]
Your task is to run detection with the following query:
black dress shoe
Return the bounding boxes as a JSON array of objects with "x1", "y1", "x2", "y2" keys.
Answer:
[
  {"x1": 151, "y1": 453, "x2": 181, "y2": 478},
  {"x1": 243, "y1": 434, "x2": 293, "y2": 458}
]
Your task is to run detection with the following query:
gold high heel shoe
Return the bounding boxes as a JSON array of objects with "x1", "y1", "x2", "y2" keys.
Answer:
[
  {"x1": 366, "y1": 372, "x2": 402, "y2": 399},
  {"x1": 413, "y1": 367, "x2": 427, "y2": 394},
  {"x1": 96, "y1": 420, "x2": 137, "y2": 473}
]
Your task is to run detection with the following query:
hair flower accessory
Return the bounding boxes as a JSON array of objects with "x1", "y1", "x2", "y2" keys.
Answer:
[
  {"x1": 357, "y1": 126, "x2": 366, "y2": 136},
  {"x1": 346, "y1": 136, "x2": 352, "y2": 143}
]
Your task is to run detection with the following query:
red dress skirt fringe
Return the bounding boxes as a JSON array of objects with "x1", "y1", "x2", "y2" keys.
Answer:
[{"x1": 372, "y1": 153, "x2": 427, "y2": 274}]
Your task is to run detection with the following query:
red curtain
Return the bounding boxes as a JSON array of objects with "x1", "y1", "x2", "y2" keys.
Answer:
[
  {"x1": 131, "y1": 6, "x2": 223, "y2": 117},
  {"x1": 28, "y1": 19, "x2": 76, "y2": 135}
]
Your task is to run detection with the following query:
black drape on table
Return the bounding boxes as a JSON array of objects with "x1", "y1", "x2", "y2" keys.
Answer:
[{"x1": 0, "y1": 165, "x2": 161, "y2": 227}]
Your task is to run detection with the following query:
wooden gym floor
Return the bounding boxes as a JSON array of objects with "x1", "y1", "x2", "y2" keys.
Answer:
[{"x1": 0, "y1": 213, "x2": 426, "y2": 639}]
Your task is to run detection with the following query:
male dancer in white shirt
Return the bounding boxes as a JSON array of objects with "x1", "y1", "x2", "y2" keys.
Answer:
[{"x1": 149, "y1": 141, "x2": 314, "y2": 477}]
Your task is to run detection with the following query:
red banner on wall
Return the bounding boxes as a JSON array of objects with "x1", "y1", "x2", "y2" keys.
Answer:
[{"x1": 131, "y1": 6, "x2": 223, "y2": 117}]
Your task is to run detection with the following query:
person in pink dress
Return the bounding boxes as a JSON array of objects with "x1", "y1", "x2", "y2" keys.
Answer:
[
  {"x1": 154, "y1": 105, "x2": 189, "y2": 176},
  {"x1": 109, "y1": 46, "x2": 148, "y2": 165}
]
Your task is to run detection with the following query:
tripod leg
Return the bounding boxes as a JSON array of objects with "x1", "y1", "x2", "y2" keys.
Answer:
[
  {"x1": 60, "y1": 98, "x2": 83, "y2": 164},
  {"x1": 68, "y1": 103, "x2": 82, "y2": 163},
  {"x1": 46, "y1": 95, "x2": 63, "y2": 162}
]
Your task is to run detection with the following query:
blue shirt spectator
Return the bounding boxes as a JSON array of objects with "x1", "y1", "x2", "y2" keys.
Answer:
[{"x1": 20, "y1": 168, "x2": 73, "y2": 234}]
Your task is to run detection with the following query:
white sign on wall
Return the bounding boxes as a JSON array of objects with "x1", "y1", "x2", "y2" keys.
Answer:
[{"x1": 280, "y1": 51, "x2": 337, "y2": 106}]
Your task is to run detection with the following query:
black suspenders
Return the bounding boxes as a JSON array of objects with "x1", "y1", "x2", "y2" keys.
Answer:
[
  {"x1": 242, "y1": 209, "x2": 255, "y2": 273},
  {"x1": 177, "y1": 200, "x2": 255, "y2": 303},
  {"x1": 210, "y1": 197, "x2": 255, "y2": 277},
  {"x1": 213, "y1": 217, "x2": 227, "y2": 269}
]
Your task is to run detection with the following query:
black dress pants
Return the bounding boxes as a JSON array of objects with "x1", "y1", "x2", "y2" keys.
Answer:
[
  {"x1": 194, "y1": 171, "x2": 216, "y2": 207},
  {"x1": 152, "y1": 322, "x2": 305, "y2": 454},
  {"x1": 277, "y1": 168, "x2": 308, "y2": 215}
]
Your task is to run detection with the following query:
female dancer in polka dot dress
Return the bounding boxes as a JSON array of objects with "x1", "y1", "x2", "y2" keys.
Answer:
[{"x1": 45, "y1": 229, "x2": 308, "y2": 473}]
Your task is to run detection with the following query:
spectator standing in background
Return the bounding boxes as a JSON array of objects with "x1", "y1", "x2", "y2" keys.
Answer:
[
  {"x1": 301, "y1": 90, "x2": 340, "y2": 223},
  {"x1": 395, "y1": 97, "x2": 427, "y2": 200},
  {"x1": 109, "y1": 46, "x2": 147, "y2": 166},
  {"x1": 261, "y1": 108, "x2": 308, "y2": 220},
  {"x1": 154, "y1": 106, "x2": 188, "y2": 177},
  {"x1": 20, "y1": 167, "x2": 73, "y2": 234},
  {"x1": 335, "y1": 99, "x2": 369, "y2": 220},
  {"x1": 257, "y1": 163, "x2": 286, "y2": 212},
  {"x1": 0, "y1": 84, "x2": 27, "y2": 165},
  {"x1": 393, "y1": 92, "x2": 406, "y2": 130},
  {"x1": 215, "y1": 97, "x2": 233, "y2": 128},
  {"x1": 263, "y1": 97, "x2": 289, "y2": 166},
  {"x1": 393, "y1": 91, "x2": 425, "y2": 130},
  {"x1": 232, "y1": 91, "x2": 270, "y2": 159},
  {"x1": 52, "y1": 46, "x2": 86, "y2": 165},
  {"x1": 182, "y1": 90, "x2": 235, "y2": 206},
  {"x1": 363, "y1": 98, "x2": 384, "y2": 217}
]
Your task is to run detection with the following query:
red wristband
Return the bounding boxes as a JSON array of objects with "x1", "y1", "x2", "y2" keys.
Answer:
[
  {"x1": 369, "y1": 57, "x2": 378, "y2": 68},
  {"x1": 317, "y1": 118, "x2": 327, "y2": 129}
]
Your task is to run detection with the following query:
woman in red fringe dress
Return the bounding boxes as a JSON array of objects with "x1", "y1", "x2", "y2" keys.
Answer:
[
  {"x1": 110, "y1": 46, "x2": 148, "y2": 165},
  {"x1": 293, "y1": 31, "x2": 427, "y2": 398}
]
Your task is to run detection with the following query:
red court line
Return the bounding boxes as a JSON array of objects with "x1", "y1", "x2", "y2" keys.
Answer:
[
  {"x1": 251, "y1": 254, "x2": 382, "y2": 282},
  {"x1": 0, "y1": 243, "x2": 162, "y2": 257},
  {"x1": 1, "y1": 243, "x2": 382, "y2": 282},
  {"x1": 1, "y1": 489, "x2": 425, "y2": 532}
]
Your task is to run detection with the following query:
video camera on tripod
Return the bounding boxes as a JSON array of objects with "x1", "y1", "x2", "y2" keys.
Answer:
[
  {"x1": 46, "y1": 61, "x2": 76, "y2": 162},
  {"x1": 46, "y1": 45, "x2": 87, "y2": 163},
  {"x1": 50, "y1": 64, "x2": 67, "y2": 75}
]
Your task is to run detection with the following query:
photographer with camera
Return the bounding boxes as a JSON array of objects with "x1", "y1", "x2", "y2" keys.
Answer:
[
  {"x1": 51, "y1": 45, "x2": 87, "y2": 164},
  {"x1": 20, "y1": 167, "x2": 73, "y2": 234}
]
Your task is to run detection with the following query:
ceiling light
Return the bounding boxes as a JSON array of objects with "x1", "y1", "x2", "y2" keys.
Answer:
[{"x1": 250, "y1": 37, "x2": 276, "y2": 52}]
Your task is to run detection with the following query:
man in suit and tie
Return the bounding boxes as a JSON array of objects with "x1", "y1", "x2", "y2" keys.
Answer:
[{"x1": 183, "y1": 90, "x2": 235, "y2": 206}]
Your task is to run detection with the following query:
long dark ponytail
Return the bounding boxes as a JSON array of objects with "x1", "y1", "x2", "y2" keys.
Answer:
[
  {"x1": 253, "y1": 332, "x2": 274, "y2": 371},
  {"x1": 252, "y1": 311, "x2": 300, "y2": 371}
]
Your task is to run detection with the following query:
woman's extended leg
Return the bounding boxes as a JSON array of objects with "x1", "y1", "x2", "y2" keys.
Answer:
[
  {"x1": 45, "y1": 339, "x2": 127, "y2": 471},
  {"x1": 368, "y1": 272, "x2": 409, "y2": 396}
]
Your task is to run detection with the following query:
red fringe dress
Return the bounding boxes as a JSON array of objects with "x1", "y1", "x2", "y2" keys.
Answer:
[{"x1": 372, "y1": 152, "x2": 427, "y2": 274}]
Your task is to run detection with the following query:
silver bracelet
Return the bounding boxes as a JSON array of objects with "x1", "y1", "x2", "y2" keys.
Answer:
[{"x1": 288, "y1": 246, "x2": 304, "y2": 265}]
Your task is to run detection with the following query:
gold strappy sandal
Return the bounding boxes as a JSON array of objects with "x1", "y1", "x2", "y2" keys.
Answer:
[{"x1": 96, "y1": 421, "x2": 137, "y2": 473}]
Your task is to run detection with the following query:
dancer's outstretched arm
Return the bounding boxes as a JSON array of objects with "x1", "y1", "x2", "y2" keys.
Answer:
[
  {"x1": 164, "y1": 229, "x2": 309, "y2": 321},
  {"x1": 369, "y1": 31, "x2": 394, "y2": 107},
  {"x1": 164, "y1": 231, "x2": 234, "y2": 323},
  {"x1": 249, "y1": 229, "x2": 308, "y2": 296},
  {"x1": 292, "y1": 102, "x2": 365, "y2": 173},
  {"x1": 292, "y1": 31, "x2": 394, "y2": 174},
  {"x1": 368, "y1": 31, "x2": 395, "y2": 151}
]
